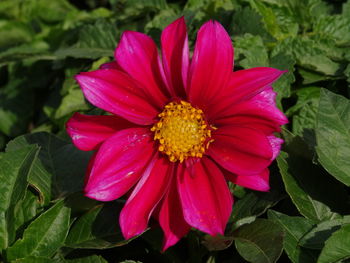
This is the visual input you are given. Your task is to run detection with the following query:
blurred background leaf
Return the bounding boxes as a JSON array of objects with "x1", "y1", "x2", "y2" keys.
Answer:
[{"x1": 0, "y1": 0, "x2": 350, "y2": 262}]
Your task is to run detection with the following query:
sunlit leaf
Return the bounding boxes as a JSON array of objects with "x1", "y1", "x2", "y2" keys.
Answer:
[
  {"x1": 317, "y1": 224, "x2": 350, "y2": 263},
  {"x1": 277, "y1": 151, "x2": 345, "y2": 222},
  {"x1": 316, "y1": 89, "x2": 350, "y2": 186},
  {"x1": 233, "y1": 219, "x2": 284, "y2": 263},
  {"x1": 299, "y1": 216, "x2": 350, "y2": 249},
  {"x1": 6, "y1": 200, "x2": 70, "y2": 261},
  {"x1": 55, "y1": 20, "x2": 117, "y2": 59},
  {"x1": 65, "y1": 203, "x2": 131, "y2": 249},
  {"x1": 268, "y1": 210, "x2": 318, "y2": 263},
  {"x1": 6, "y1": 132, "x2": 91, "y2": 205},
  {"x1": 0, "y1": 145, "x2": 39, "y2": 250}
]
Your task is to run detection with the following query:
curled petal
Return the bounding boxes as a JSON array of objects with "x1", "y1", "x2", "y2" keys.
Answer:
[
  {"x1": 115, "y1": 31, "x2": 169, "y2": 108},
  {"x1": 120, "y1": 156, "x2": 173, "y2": 239},
  {"x1": 188, "y1": 20, "x2": 233, "y2": 111},
  {"x1": 208, "y1": 68, "x2": 286, "y2": 120},
  {"x1": 66, "y1": 113, "x2": 135, "y2": 151},
  {"x1": 225, "y1": 169, "x2": 270, "y2": 192},
  {"x1": 161, "y1": 16, "x2": 189, "y2": 98},
  {"x1": 99, "y1": 61, "x2": 123, "y2": 70},
  {"x1": 213, "y1": 87, "x2": 288, "y2": 133},
  {"x1": 208, "y1": 126, "x2": 273, "y2": 176},
  {"x1": 84, "y1": 128, "x2": 155, "y2": 201},
  {"x1": 76, "y1": 69, "x2": 159, "y2": 125},
  {"x1": 177, "y1": 158, "x2": 233, "y2": 235},
  {"x1": 156, "y1": 166, "x2": 191, "y2": 251},
  {"x1": 268, "y1": 135, "x2": 284, "y2": 160},
  {"x1": 214, "y1": 115, "x2": 282, "y2": 135}
]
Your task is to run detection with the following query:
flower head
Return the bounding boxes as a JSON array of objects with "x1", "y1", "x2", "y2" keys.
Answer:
[{"x1": 66, "y1": 17, "x2": 288, "y2": 251}]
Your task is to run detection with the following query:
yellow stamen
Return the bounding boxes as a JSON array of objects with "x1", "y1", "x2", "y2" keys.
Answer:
[{"x1": 151, "y1": 101, "x2": 213, "y2": 163}]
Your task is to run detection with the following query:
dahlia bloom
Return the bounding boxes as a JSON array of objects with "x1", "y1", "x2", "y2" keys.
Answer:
[{"x1": 66, "y1": 17, "x2": 288, "y2": 250}]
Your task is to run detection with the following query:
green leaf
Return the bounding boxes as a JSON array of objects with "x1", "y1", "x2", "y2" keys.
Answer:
[
  {"x1": 314, "y1": 15, "x2": 350, "y2": 45},
  {"x1": 248, "y1": 0, "x2": 283, "y2": 40},
  {"x1": 0, "y1": 20, "x2": 33, "y2": 49},
  {"x1": 0, "y1": 146, "x2": 38, "y2": 216},
  {"x1": 6, "y1": 200, "x2": 71, "y2": 261},
  {"x1": 55, "y1": 20, "x2": 117, "y2": 59},
  {"x1": 13, "y1": 190, "x2": 40, "y2": 236},
  {"x1": 66, "y1": 255, "x2": 108, "y2": 263},
  {"x1": 259, "y1": 0, "x2": 330, "y2": 31},
  {"x1": 298, "y1": 54, "x2": 339, "y2": 77},
  {"x1": 316, "y1": 89, "x2": 350, "y2": 186},
  {"x1": 202, "y1": 235, "x2": 233, "y2": 251},
  {"x1": 231, "y1": 6, "x2": 273, "y2": 41},
  {"x1": 0, "y1": 41, "x2": 53, "y2": 66},
  {"x1": 65, "y1": 203, "x2": 130, "y2": 249},
  {"x1": 48, "y1": 65, "x2": 90, "y2": 120},
  {"x1": 184, "y1": 0, "x2": 233, "y2": 16},
  {"x1": 298, "y1": 68, "x2": 328, "y2": 85},
  {"x1": 287, "y1": 87, "x2": 320, "y2": 117},
  {"x1": 269, "y1": 4, "x2": 299, "y2": 37},
  {"x1": 234, "y1": 34, "x2": 269, "y2": 69},
  {"x1": 300, "y1": 216, "x2": 350, "y2": 249},
  {"x1": 269, "y1": 53, "x2": 296, "y2": 108},
  {"x1": 0, "y1": 145, "x2": 39, "y2": 250},
  {"x1": 53, "y1": 66, "x2": 89, "y2": 119},
  {"x1": 0, "y1": 61, "x2": 54, "y2": 135},
  {"x1": 277, "y1": 151, "x2": 345, "y2": 222},
  {"x1": 10, "y1": 256, "x2": 61, "y2": 263},
  {"x1": 249, "y1": 0, "x2": 300, "y2": 37},
  {"x1": 230, "y1": 190, "x2": 283, "y2": 231},
  {"x1": 6, "y1": 132, "x2": 92, "y2": 205},
  {"x1": 286, "y1": 87, "x2": 320, "y2": 137},
  {"x1": 233, "y1": 219, "x2": 284, "y2": 263},
  {"x1": 272, "y1": 37, "x2": 340, "y2": 76},
  {"x1": 317, "y1": 224, "x2": 350, "y2": 263},
  {"x1": 344, "y1": 0, "x2": 350, "y2": 17},
  {"x1": 55, "y1": 47, "x2": 113, "y2": 60},
  {"x1": 0, "y1": 0, "x2": 76, "y2": 23},
  {"x1": 268, "y1": 210, "x2": 318, "y2": 263},
  {"x1": 126, "y1": 0, "x2": 167, "y2": 10},
  {"x1": 31, "y1": 0, "x2": 77, "y2": 23},
  {"x1": 55, "y1": 87, "x2": 89, "y2": 119},
  {"x1": 0, "y1": 65, "x2": 35, "y2": 137},
  {"x1": 345, "y1": 64, "x2": 350, "y2": 89},
  {"x1": 145, "y1": 9, "x2": 178, "y2": 35}
]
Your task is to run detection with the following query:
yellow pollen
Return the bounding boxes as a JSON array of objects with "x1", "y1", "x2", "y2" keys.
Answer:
[{"x1": 151, "y1": 101, "x2": 213, "y2": 163}]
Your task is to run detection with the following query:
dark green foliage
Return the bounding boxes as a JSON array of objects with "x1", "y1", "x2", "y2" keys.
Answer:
[{"x1": 1, "y1": 0, "x2": 350, "y2": 262}]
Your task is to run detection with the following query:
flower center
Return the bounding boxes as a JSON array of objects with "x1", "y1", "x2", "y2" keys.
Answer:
[{"x1": 151, "y1": 101, "x2": 213, "y2": 163}]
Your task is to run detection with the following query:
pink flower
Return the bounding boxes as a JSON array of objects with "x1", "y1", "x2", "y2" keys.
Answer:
[{"x1": 66, "y1": 17, "x2": 288, "y2": 251}]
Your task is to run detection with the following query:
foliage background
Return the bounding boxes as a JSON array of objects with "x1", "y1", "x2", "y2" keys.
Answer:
[{"x1": 0, "y1": 0, "x2": 350, "y2": 262}]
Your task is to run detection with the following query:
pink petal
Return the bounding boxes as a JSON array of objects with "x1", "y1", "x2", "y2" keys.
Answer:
[
  {"x1": 75, "y1": 69, "x2": 159, "y2": 125},
  {"x1": 177, "y1": 158, "x2": 233, "y2": 235},
  {"x1": 214, "y1": 115, "x2": 282, "y2": 134},
  {"x1": 213, "y1": 87, "x2": 288, "y2": 134},
  {"x1": 225, "y1": 169, "x2": 270, "y2": 192},
  {"x1": 208, "y1": 126, "x2": 273, "y2": 176},
  {"x1": 120, "y1": 156, "x2": 173, "y2": 239},
  {"x1": 161, "y1": 16, "x2": 189, "y2": 98},
  {"x1": 84, "y1": 128, "x2": 155, "y2": 201},
  {"x1": 187, "y1": 20, "x2": 233, "y2": 111},
  {"x1": 268, "y1": 135, "x2": 284, "y2": 160},
  {"x1": 156, "y1": 167, "x2": 191, "y2": 251},
  {"x1": 115, "y1": 31, "x2": 169, "y2": 108},
  {"x1": 208, "y1": 68, "x2": 286, "y2": 120},
  {"x1": 99, "y1": 61, "x2": 123, "y2": 70},
  {"x1": 66, "y1": 113, "x2": 135, "y2": 151}
]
